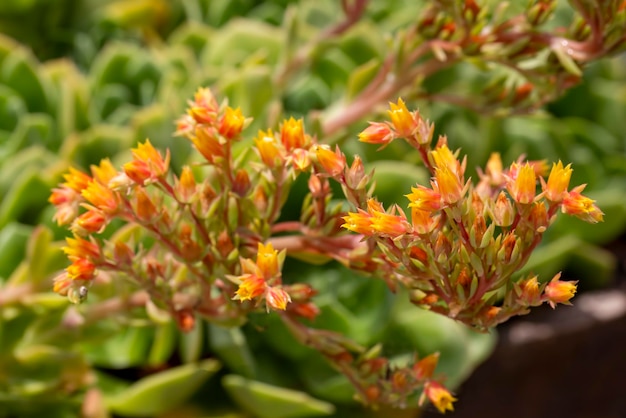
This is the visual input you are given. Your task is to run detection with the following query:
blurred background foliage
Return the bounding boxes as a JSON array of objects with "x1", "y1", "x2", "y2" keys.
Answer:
[{"x1": 0, "y1": 0, "x2": 624, "y2": 417}]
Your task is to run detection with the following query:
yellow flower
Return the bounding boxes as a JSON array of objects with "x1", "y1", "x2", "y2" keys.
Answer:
[
  {"x1": 517, "y1": 276, "x2": 541, "y2": 305},
  {"x1": 435, "y1": 166, "x2": 464, "y2": 205},
  {"x1": 406, "y1": 185, "x2": 442, "y2": 212},
  {"x1": 314, "y1": 145, "x2": 345, "y2": 177},
  {"x1": 177, "y1": 166, "x2": 197, "y2": 202},
  {"x1": 370, "y1": 210, "x2": 409, "y2": 237},
  {"x1": 508, "y1": 162, "x2": 536, "y2": 204},
  {"x1": 90, "y1": 158, "x2": 118, "y2": 185},
  {"x1": 219, "y1": 106, "x2": 246, "y2": 139},
  {"x1": 411, "y1": 207, "x2": 437, "y2": 234},
  {"x1": 387, "y1": 98, "x2": 416, "y2": 138},
  {"x1": 131, "y1": 139, "x2": 170, "y2": 178},
  {"x1": 342, "y1": 210, "x2": 373, "y2": 235},
  {"x1": 256, "y1": 242, "x2": 280, "y2": 280},
  {"x1": 266, "y1": 286, "x2": 291, "y2": 311},
  {"x1": 544, "y1": 160, "x2": 572, "y2": 202},
  {"x1": 66, "y1": 258, "x2": 96, "y2": 281},
  {"x1": 233, "y1": 275, "x2": 267, "y2": 302},
  {"x1": 358, "y1": 122, "x2": 393, "y2": 144},
  {"x1": 254, "y1": 129, "x2": 282, "y2": 167},
  {"x1": 63, "y1": 236, "x2": 100, "y2": 260},
  {"x1": 280, "y1": 117, "x2": 308, "y2": 151},
  {"x1": 192, "y1": 125, "x2": 225, "y2": 163},
  {"x1": 561, "y1": 185, "x2": 604, "y2": 223},
  {"x1": 82, "y1": 180, "x2": 118, "y2": 213},
  {"x1": 423, "y1": 381, "x2": 456, "y2": 414},
  {"x1": 430, "y1": 144, "x2": 459, "y2": 173},
  {"x1": 544, "y1": 272, "x2": 577, "y2": 308},
  {"x1": 63, "y1": 167, "x2": 92, "y2": 193}
]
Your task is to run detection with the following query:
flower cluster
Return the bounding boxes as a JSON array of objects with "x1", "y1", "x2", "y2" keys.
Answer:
[
  {"x1": 338, "y1": 99, "x2": 603, "y2": 329},
  {"x1": 50, "y1": 88, "x2": 602, "y2": 412}
]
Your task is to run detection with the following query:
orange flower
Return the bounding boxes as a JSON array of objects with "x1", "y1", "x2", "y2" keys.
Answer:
[
  {"x1": 177, "y1": 166, "x2": 196, "y2": 202},
  {"x1": 387, "y1": 98, "x2": 416, "y2": 138},
  {"x1": 561, "y1": 185, "x2": 604, "y2": 223},
  {"x1": 90, "y1": 159, "x2": 118, "y2": 185},
  {"x1": 66, "y1": 258, "x2": 96, "y2": 280},
  {"x1": 192, "y1": 126, "x2": 225, "y2": 163},
  {"x1": 406, "y1": 185, "x2": 442, "y2": 212},
  {"x1": 434, "y1": 166, "x2": 464, "y2": 205},
  {"x1": 370, "y1": 209, "x2": 409, "y2": 237},
  {"x1": 219, "y1": 106, "x2": 246, "y2": 139},
  {"x1": 342, "y1": 210, "x2": 373, "y2": 235},
  {"x1": 314, "y1": 145, "x2": 345, "y2": 177},
  {"x1": 422, "y1": 381, "x2": 456, "y2": 413},
  {"x1": 233, "y1": 275, "x2": 267, "y2": 302},
  {"x1": 134, "y1": 187, "x2": 158, "y2": 222},
  {"x1": 74, "y1": 209, "x2": 107, "y2": 234},
  {"x1": 291, "y1": 148, "x2": 311, "y2": 171},
  {"x1": 63, "y1": 167, "x2": 92, "y2": 193},
  {"x1": 256, "y1": 242, "x2": 280, "y2": 280},
  {"x1": 430, "y1": 144, "x2": 460, "y2": 174},
  {"x1": 63, "y1": 236, "x2": 100, "y2": 260},
  {"x1": 129, "y1": 139, "x2": 169, "y2": 179},
  {"x1": 266, "y1": 286, "x2": 291, "y2": 311},
  {"x1": 358, "y1": 122, "x2": 393, "y2": 145},
  {"x1": 413, "y1": 353, "x2": 439, "y2": 380},
  {"x1": 492, "y1": 191, "x2": 514, "y2": 227},
  {"x1": 544, "y1": 273, "x2": 577, "y2": 308},
  {"x1": 123, "y1": 160, "x2": 152, "y2": 185},
  {"x1": 188, "y1": 87, "x2": 219, "y2": 125},
  {"x1": 280, "y1": 117, "x2": 308, "y2": 151},
  {"x1": 543, "y1": 161, "x2": 572, "y2": 202},
  {"x1": 82, "y1": 180, "x2": 118, "y2": 213},
  {"x1": 49, "y1": 186, "x2": 81, "y2": 226},
  {"x1": 508, "y1": 162, "x2": 536, "y2": 204},
  {"x1": 517, "y1": 276, "x2": 540, "y2": 305},
  {"x1": 254, "y1": 129, "x2": 282, "y2": 168},
  {"x1": 53, "y1": 272, "x2": 72, "y2": 295},
  {"x1": 411, "y1": 207, "x2": 437, "y2": 234}
]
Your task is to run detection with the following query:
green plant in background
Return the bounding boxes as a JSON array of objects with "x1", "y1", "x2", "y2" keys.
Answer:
[{"x1": 0, "y1": 1, "x2": 624, "y2": 417}]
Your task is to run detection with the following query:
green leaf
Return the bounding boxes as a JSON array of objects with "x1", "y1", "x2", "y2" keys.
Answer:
[
  {"x1": 106, "y1": 359, "x2": 221, "y2": 417},
  {"x1": 85, "y1": 325, "x2": 154, "y2": 369},
  {"x1": 0, "y1": 85, "x2": 26, "y2": 132},
  {"x1": 0, "y1": 222, "x2": 33, "y2": 280},
  {"x1": 25, "y1": 225, "x2": 54, "y2": 284},
  {"x1": 345, "y1": 59, "x2": 381, "y2": 100},
  {"x1": 0, "y1": 171, "x2": 53, "y2": 229},
  {"x1": 147, "y1": 320, "x2": 178, "y2": 366},
  {"x1": 223, "y1": 375, "x2": 335, "y2": 418},
  {"x1": 202, "y1": 19, "x2": 283, "y2": 67},
  {"x1": 0, "y1": 46, "x2": 49, "y2": 113},
  {"x1": 207, "y1": 324, "x2": 257, "y2": 377}
]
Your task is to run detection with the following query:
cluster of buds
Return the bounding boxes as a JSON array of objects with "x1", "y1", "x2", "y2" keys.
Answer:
[
  {"x1": 50, "y1": 88, "x2": 602, "y2": 412},
  {"x1": 337, "y1": 98, "x2": 603, "y2": 330}
]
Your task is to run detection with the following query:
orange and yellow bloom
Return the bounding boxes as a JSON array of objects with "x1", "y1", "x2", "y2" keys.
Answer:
[
  {"x1": 543, "y1": 160, "x2": 572, "y2": 202},
  {"x1": 544, "y1": 273, "x2": 577, "y2": 308},
  {"x1": 508, "y1": 162, "x2": 536, "y2": 204},
  {"x1": 561, "y1": 185, "x2": 604, "y2": 223},
  {"x1": 388, "y1": 98, "x2": 417, "y2": 138},
  {"x1": 422, "y1": 381, "x2": 457, "y2": 414}
]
